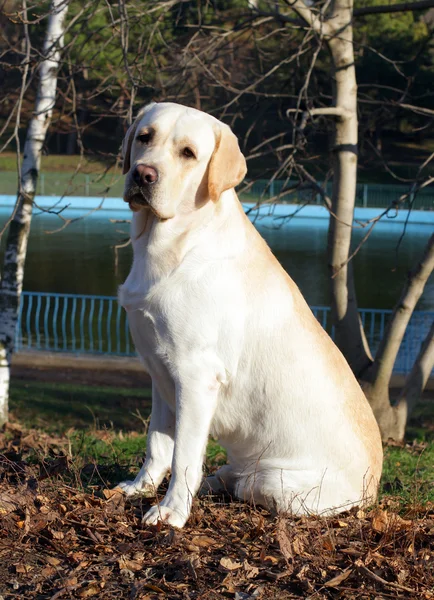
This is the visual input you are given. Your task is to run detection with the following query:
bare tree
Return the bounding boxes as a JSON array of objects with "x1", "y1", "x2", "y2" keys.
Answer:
[
  {"x1": 0, "y1": 0, "x2": 69, "y2": 425},
  {"x1": 262, "y1": 0, "x2": 434, "y2": 440},
  {"x1": 362, "y1": 234, "x2": 434, "y2": 440}
]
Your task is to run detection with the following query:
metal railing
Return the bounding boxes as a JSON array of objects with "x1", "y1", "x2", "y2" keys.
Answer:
[
  {"x1": 1, "y1": 172, "x2": 432, "y2": 210},
  {"x1": 15, "y1": 291, "x2": 434, "y2": 375},
  {"x1": 16, "y1": 292, "x2": 133, "y2": 356},
  {"x1": 243, "y1": 180, "x2": 433, "y2": 211}
]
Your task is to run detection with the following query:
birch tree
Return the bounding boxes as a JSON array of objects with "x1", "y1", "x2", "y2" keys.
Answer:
[{"x1": 0, "y1": 0, "x2": 69, "y2": 426}]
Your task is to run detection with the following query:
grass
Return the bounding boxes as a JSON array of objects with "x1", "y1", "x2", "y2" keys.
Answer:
[
  {"x1": 10, "y1": 380, "x2": 152, "y2": 433},
  {"x1": 0, "y1": 152, "x2": 115, "y2": 173},
  {"x1": 382, "y1": 442, "x2": 434, "y2": 506}
]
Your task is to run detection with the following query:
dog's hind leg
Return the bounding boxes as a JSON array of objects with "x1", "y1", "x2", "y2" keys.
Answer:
[
  {"x1": 118, "y1": 386, "x2": 174, "y2": 497},
  {"x1": 234, "y1": 464, "x2": 363, "y2": 516},
  {"x1": 199, "y1": 464, "x2": 237, "y2": 497}
]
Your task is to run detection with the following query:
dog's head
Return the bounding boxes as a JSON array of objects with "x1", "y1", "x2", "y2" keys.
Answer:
[{"x1": 121, "y1": 102, "x2": 247, "y2": 219}]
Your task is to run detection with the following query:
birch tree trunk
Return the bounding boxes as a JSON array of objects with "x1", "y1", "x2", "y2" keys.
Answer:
[
  {"x1": 325, "y1": 7, "x2": 373, "y2": 377},
  {"x1": 0, "y1": 0, "x2": 69, "y2": 426},
  {"x1": 290, "y1": 0, "x2": 372, "y2": 376}
]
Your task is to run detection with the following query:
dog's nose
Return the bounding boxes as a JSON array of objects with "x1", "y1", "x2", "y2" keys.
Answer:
[{"x1": 133, "y1": 164, "x2": 158, "y2": 186}]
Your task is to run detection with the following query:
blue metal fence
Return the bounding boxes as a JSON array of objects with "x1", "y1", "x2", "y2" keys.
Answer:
[
  {"x1": 15, "y1": 292, "x2": 133, "y2": 356},
  {"x1": 15, "y1": 291, "x2": 434, "y2": 375},
  {"x1": 242, "y1": 180, "x2": 433, "y2": 211}
]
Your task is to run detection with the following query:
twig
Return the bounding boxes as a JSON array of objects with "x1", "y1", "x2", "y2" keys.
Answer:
[{"x1": 356, "y1": 560, "x2": 417, "y2": 594}]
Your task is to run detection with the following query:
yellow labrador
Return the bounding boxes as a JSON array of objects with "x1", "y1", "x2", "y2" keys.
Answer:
[{"x1": 118, "y1": 102, "x2": 382, "y2": 528}]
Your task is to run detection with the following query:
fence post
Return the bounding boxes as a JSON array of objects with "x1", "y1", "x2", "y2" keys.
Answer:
[
  {"x1": 85, "y1": 174, "x2": 90, "y2": 196},
  {"x1": 363, "y1": 184, "x2": 368, "y2": 208},
  {"x1": 269, "y1": 180, "x2": 275, "y2": 198},
  {"x1": 40, "y1": 173, "x2": 45, "y2": 196},
  {"x1": 316, "y1": 182, "x2": 321, "y2": 204}
]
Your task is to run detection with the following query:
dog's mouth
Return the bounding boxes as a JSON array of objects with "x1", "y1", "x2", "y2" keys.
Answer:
[
  {"x1": 124, "y1": 188, "x2": 164, "y2": 219},
  {"x1": 124, "y1": 186, "x2": 150, "y2": 210},
  {"x1": 127, "y1": 196, "x2": 149, "y2": 213}
]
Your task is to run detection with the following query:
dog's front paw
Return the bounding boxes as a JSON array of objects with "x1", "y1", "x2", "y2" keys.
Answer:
[
  {"x1": 117, "y1": 480, "x2": 157, "y2": 498},
  {"x1": 143, "y1": 504, "x2": 188, "y2": 528}
]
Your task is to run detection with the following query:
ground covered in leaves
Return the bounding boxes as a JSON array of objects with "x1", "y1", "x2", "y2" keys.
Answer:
[{"x1": 1, "y1": 423, "x2": 434, "y2": 600}]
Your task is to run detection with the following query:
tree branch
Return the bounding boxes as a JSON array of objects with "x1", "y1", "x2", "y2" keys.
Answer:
[
  {"x1": 287, "y1": 106, "x2": 352, "y2": 120},
  {"x1": 395, "y1": 320, "x2": 434, "y2": 435},
  {"x1": 286, "y1": 0, "x2": 332, "y2": 35},
  {"x1": 354, "y1": 0, "x2": 434, "y2": 17},
  {"x1": 370, "y1": 234, "x2": 434, "y2": 390}
]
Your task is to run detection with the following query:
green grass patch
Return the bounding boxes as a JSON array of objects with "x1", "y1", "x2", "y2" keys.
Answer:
[
  {"x1": 10, "y1": 379, "x2": 152, "y2": 433},
  {"x1": 381, "y1": 442, "x2": 434, "y2": 506}
]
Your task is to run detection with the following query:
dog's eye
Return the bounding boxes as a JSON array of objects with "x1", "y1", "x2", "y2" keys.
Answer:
[
  {"x1": 137, "y1": 133, "x2": 151, "y2": 144},
  {"x1": 182, "y1": 147, "x2": 195, "y2": 159}
]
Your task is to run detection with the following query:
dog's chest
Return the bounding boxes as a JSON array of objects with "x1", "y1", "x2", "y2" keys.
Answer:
[{"x1": 119, "y1": 263, "x2": 197, "y2": 362}]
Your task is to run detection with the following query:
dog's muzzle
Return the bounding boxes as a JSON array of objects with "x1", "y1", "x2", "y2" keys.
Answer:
[{"x1": 124, "y1": 164, "x2": 159, "y2": 212}]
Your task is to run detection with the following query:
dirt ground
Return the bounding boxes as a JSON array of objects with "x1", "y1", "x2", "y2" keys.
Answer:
[
  {"x1": 11, "y1": 351, "x2": 434, "y2": 398},
  {"x1": 11, "y1": 353, "x2": 152, "y2": 389}
]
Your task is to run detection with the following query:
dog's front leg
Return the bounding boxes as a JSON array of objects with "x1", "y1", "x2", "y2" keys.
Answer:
[
  {"x1": 118, "y1": 386, "x2": 175, "y2": 497},
  {"x1": 143, "y1": 368, "x2": 219, "y2": 528}
]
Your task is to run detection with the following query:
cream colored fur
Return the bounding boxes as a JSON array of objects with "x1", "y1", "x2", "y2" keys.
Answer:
[{"x1": 117, "y1": 102, "x2": 383, "y2": 528}]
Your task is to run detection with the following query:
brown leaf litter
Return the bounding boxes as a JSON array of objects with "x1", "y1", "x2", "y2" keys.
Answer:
[{"x1": 1, "y1": 424, "x2": 434, "y2": 599}]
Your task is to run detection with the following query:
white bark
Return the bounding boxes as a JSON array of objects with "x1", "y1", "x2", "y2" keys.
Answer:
[
  {"x1": 326, "y1": 1, "x2": 373, "y2": 376},
  {"x1": 290, "y1": 0, "x2": 372, "y2": 375},
  {"x1": 0, "y1": 0, "x2": 69, "y2": 426}
]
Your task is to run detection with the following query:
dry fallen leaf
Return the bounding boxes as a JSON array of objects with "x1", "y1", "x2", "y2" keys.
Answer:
[
  {"x1": 243, "y1": 560, "x2": 260, "y2": 579},
  {"x1": 141, "y1": 583, "x2": 166, "y2": 593},
  {"x1": 324, "y1": 567, "x2": 353, "y2": 587},
  {"x1": 191, "y1": 535, "x2": 215, "y2": 548},
  {"x1": 291, "y1": 536, "x2": 305, "y2": 555},
  {"x1": 78, "y1": 583, "x2": 100, "y2": 598},
  {"x1": 103, "y1": 488, "x2": 124, "y2": 500},
  {"x1": 276, "y1": 520, "x2": 292, "y2": 563},
  {"x1": 51, "y1": 530, "x2": 64, "y2": 540},
  {"x1": 371, "y1": 509, "x2": 412, "y2": 534},
  {"x1": 118, "y1": 556, "x2": 144, "y2": 572},
  {"x1": 219, "y1": 557, "x2": 243, "y2": 571},
  {"x1": 64, "y1": 576, "x2": 78, "y2": 587},
  {"x1": 322, "y1": 534, "x2": 334, "y2": 551},
  {"x1": 41, "y1": 566, "x2": 56, "y2": 578},
  {"x1": 15, "y1": 564, "x2": 32, "y2": 574}
]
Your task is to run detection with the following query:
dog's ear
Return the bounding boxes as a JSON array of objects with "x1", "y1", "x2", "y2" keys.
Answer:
[
  {"x1": 122, "y1": 103, "x2": 156, "y2": 175},
  {"x1": 208, "y1": 124, "x2": 247, "y2": 202}
]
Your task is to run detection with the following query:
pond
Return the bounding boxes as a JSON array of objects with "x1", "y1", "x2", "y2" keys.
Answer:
[{"x1": 0, "y1": 206, "x2": 433, "y2": 310}]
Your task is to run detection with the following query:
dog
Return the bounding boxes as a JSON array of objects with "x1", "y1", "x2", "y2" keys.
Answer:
[{"x1": 117, "y1": 102, "x2": 383, "y2": 528}]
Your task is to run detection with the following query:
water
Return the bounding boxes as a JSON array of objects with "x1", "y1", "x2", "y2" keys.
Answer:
[{"x1": 0, "y1": 207, "x2": 433, "y2": 310}]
